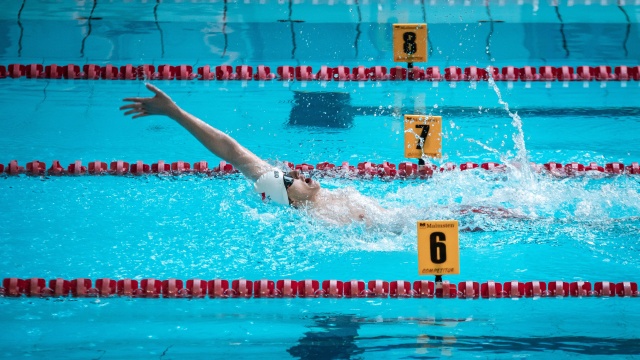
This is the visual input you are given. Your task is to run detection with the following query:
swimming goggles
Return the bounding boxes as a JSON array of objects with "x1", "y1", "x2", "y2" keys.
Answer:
[
  {"x1": 283, "y1": 174, "x2": 295, "y2": 190},
  {"x1": 282, "y1": 174, "x2": 295, "y2": 205}
]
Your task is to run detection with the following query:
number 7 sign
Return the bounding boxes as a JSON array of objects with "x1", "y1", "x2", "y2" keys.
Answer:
[
  {"x1": 417, "y1": 221, "x2": 460, "y2": 275},
  {"x1": 404, "y1": 115, "x2": 442, "y2": 159}
]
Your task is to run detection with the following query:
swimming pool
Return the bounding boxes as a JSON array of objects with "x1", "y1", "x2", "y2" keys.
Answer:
[{"x1": 1, "y1": 0, "x2": 640, "y2": 358}]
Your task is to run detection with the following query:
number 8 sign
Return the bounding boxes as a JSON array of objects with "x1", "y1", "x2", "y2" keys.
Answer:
[
  {"x1": 393, "y1": 24, "x2": 427, "y2": 62},
  {"x1": 417, "y1": 221, "x2": 460, "y2": 275}
]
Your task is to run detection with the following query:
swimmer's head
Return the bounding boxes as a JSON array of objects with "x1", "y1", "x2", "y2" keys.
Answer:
[
  {"x1": 254, "y1": 169, "x2": 320, "y2": 206},
  {"x1": 284, "y1": 169, "x2": 321, "y2": 206}
]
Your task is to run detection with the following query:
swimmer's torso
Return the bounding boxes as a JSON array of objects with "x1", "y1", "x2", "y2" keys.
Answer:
[{"x1": 307, "y1": 188, "x2": 390, "y2": 226}]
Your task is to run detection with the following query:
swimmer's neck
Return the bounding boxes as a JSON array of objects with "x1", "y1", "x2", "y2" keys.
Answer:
[{"x1": 310, "y1": 188, "x2": 334, "y2": 203}]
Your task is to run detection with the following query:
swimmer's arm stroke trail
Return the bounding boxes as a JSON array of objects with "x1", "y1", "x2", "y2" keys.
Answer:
[{"x1": 120, "y1": 83, "x2": 271, "y2": 181}]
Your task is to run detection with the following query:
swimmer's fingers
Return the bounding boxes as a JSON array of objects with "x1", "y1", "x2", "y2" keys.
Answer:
[
  {"x1": 119, "y1": 103, "x2": 143, "y2": 111},
  {"x1": 145, "y1": 83, "x2": 166, "y2": 97},
  {"x1": 122, "y1": 97, "x2": 150, "y2": 104},
  {"x1": 132, "y1": 112, "x2": 149, "y2": 119},
  {"x1": 123, "y1": 107, "x2": 148, "y2": 119},
  {"x1": 122, "y1": 108, "x2": 142, "y2": 116},
  {"x1": 121, "y1": 84, "x2": 165, "y2": 103},
  {"x1": 121, "y1": 83, "x2": 176, "y2": 118}
]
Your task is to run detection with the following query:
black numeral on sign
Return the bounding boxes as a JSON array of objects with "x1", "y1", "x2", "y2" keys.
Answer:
[
  {"x1": 415, "y1": 124, "x2": 429, "y2": 150},
  {"x1": 403, "y1": 32, "x2": 417, "y2": 55},
  {"x1": 430, "y1": 232, "x2": 447, "y2": 264}
]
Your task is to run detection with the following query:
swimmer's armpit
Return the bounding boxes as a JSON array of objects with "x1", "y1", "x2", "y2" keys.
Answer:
[{"x1": 458, "y1": 205, "x2": 527, "y2": 219}]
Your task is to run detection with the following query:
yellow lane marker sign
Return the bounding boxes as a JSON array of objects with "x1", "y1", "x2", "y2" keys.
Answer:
[
  {"x1": 417, "y1": 220, "x2": 460, "y2": 275},
  {"x1": 404, "y1": 115, "x2": 442, "y2": 159},
  {"x1": 393, "y1": 23, "x2": 428, "y2": 63}
]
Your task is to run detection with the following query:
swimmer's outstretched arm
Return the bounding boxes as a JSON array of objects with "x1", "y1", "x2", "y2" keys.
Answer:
[{"x1": 120, "y1": 83, "x2": 271, "y2": 181}]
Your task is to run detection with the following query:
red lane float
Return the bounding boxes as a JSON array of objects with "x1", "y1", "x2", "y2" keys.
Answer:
[
  {"x1": 481, "y1": 280, "x2": 502, "y2": 298},
  {"x1": 140, "y1": 279, "x2": 162, "y2": 298},
  {"x1": 413, "y1": 280, "x2": 435, "y2": 298},
  {"x1": 208, "y1": 279, "x2": 230, "y2": 298},
  {"x1": 458, "y1": 281, "x2": 480, "y2": 299},
  {"x1": 171, "y1": 161, "x2": 190, "y2": 174},
  {"x1": 344, "y1": 280, "x2": 366, "y2": 298},
  {"x1": 130, "y1": 160, "x2": 150, "y2": 175},
  {"x1": 231, "y1": 279, "x2": 253, "y2": 298},
  {"x1": 594, "y1": 281, "x2": 616, "y2": 297},
  {"x1": 253, "y1": 279, "x2": 275, "y2": 298},
  {"x1": 193, "y1": 161, "x2": 209, "y2": 173},
  {"x1": 236, "y1": 65, "x2": 252, "y2": 81},
  {"x1": 276, "y1": 279, "x2": 298, "y2": 298},
  {"x1": 571, "y1": 281, "x2": 593, "y2": 297},
  {"x1": 3, "y1": 160, "x2": 640, "y2": 178},
  {"x1": 298, "y1": 279, "x2": 320, "y2": 298},
  {"x1": 6, "y1": 160, "x2": 24, "y2": 175},
  {"x1": 88, "y1": 161, "x2": 107, "y2": 174},
  {"x1": 460, "y1": 162, "x2": 478, "y2": 171},
  {"x1": 525, "y1": 281, "x2": 547, "y2": 297},
  {"x1": 437, "y1": 281, "x2": 458, "y2": 298},
  {"x1": 322, "y1": 280, "x2": 343, "y2": 298},
  {"x1": 213, "y1": 161, "x2": 237, "y2": 174},
  {"x1": 390, "y1": 280, "x2": 412, "y2": 298},
  {"x1": 368, "y1": 280, "x2": 390, "y2": 297},
  {"x1": 26, "y1": 160, "x2": 46, "y2": 175},
  {"x1": 255, "y1": 65, "x2": 275, "y2": 81},
  {"x1": 481, "y1": 162, "x2": 504, "y2": 171},
  {"x1": 295, "y1": 66, "x2": 315, "y2": 81},
  {"x1": 152, "y1": 160, "x2": 170, "y2": 173},
  {"x1": 109, "y1": 161, "x2": 129, "y2": 175},
  {"x1": 67, "y1": 160, "x2": 87, "y2": 175},
  {"x1": 95, "y1": 278, "x2": 117, "y2": 297},
  {"x1": 504, "y1": 281, "x2": 525, "y2": 298},
  {"x1": 2, "y1": 63, "x2": 639, "y2": 82},
  {"x1": 187, "y1": 279, "x2": 207, "y2": 298},
  {"x1": 162, "y1": 279, "x2": 187, "y2": 298},
  {"x1": 50, "y1": 278, "x2": 71, "y2": 297},
  {"x1": 117, "y1": 279, "x2": 139, "y2": 297}
]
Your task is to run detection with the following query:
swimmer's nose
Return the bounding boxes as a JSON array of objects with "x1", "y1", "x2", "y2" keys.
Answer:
[{"x1": 289, "y1": 170, "x2": 303, "y2": 180}]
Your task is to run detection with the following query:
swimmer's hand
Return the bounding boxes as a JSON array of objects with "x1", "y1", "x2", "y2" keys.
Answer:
[{"x1": 120, "y1": 83, "x2": 181, "y2": 119}]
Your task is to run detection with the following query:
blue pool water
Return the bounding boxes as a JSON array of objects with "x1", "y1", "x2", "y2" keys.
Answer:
[{"x1": 1, "y1": 1, "x2": 640, "y2": 358}]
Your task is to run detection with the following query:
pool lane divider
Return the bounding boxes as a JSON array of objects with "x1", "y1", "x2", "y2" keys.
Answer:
[
  {"x1": 2, "y1": 159, "x2": 639, "y2": 178},
  {"x1": 1, "y1": 278, "x2": 638, "y2": 299},
  {"x1": 0, "y1": 64, "x2": 639, "y2": 82}
]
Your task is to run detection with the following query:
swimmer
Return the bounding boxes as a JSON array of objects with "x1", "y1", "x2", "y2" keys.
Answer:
[
  {"x1": 120, "y1": 83, "x2": 384, "y2": 226},
  {"x1": 120, "y1": 84, "x2": 522, "y2": 229}
]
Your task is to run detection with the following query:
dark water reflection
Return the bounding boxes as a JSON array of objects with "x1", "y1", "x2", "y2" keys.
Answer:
[{"x1": 287, "y1": 315, "x2": 640, "y2": 359}]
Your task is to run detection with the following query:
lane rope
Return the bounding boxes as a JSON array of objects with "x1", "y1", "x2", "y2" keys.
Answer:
[
  {"x1": 3, "y1": 159, "x2": 639, "y2": 178},
  {"x1": 18, "y1": 0, "x2": 632, "y2": 5},
  {"x1": 1, "y1": 64, "x2": 639, "y2": 82},
  {"x1": 2, "y1": 277, "x2": 637, "y2": 299}
]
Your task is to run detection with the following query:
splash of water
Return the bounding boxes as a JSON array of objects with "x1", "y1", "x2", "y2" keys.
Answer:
[{"x1": 486, "y1": 73, "x2": 536, "y2": 184}]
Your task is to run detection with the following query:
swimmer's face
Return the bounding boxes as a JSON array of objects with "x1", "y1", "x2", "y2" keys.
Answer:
[{"x1": 284, "y1": 170, "x2": 321, "y2": 206}]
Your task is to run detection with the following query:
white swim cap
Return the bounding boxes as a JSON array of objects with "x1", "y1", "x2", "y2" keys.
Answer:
[{"x1": 254, "y1": 170, "x2": 289, "y2": 205}]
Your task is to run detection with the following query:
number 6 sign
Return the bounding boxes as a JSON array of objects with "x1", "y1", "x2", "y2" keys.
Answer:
[
  {"x1": 417, "y1": 221, "x2": 460, "y2": 275},
  {"x1": 393, "y1": 24, "x2": 427, "y2": 62}
]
